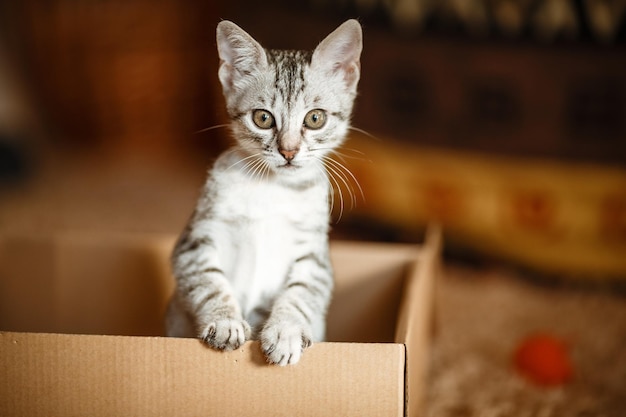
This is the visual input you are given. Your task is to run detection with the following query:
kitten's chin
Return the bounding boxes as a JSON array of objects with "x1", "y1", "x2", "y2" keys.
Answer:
[
  {"x1": 274, "y1": 164, "x2": 304, "y2": 177},
  {"x1": 273, "y1": 162, "x2": 322, "y2": 183}
]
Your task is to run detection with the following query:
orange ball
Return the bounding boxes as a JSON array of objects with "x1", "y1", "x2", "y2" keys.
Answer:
[{"x1": 513, "y1": 333, "x2": 574, "y2": 386}]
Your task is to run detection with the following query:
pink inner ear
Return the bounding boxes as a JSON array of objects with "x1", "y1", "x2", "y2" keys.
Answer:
[
  {"x1": 313, "y1": 23, "x2": 362, "y2": 89},
  {"x1": 218, "y1": 62, "x2": 234, "y2": 92},
  {"x1": 340, "y1": 62, "x2": 360, "y2": 89},
  {"x1": 323, "y1": 61, "x2": 359, "y2": 90}
]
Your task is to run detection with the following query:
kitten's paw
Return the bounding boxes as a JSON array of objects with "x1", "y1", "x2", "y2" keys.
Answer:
[
  {"x1": 200, "y1": 318, "x2": 251, "y2": 351},
  {"x1": 261, "y1": 323, "x2": 313, "y2": 366}
]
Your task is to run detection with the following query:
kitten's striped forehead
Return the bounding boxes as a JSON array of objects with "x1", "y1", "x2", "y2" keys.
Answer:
[{"x1": 265, "y1": 49, "x2": 313, "y2": 109}]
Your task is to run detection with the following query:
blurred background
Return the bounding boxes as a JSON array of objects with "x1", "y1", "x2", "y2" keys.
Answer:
[
  {"x1": 1, "y1": 1, "x2": 626, "y2": 414},
  {"x1": 0, "y1": 0, "x2": 625, "y2": 278}
]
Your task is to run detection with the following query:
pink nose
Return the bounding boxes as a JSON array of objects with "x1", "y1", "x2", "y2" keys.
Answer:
[{"x1": 279, "y1": 148, "x2": 298, "y2": 161}]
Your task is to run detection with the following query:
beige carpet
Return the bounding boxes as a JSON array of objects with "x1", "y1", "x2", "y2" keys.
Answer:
[{"x1": 425, "y1": 263, "x2": 626, "y2": 416}]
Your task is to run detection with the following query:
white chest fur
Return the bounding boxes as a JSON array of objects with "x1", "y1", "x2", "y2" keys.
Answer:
[{"x1": 204, "y1": 162, "x2": 330, "y2": 320}]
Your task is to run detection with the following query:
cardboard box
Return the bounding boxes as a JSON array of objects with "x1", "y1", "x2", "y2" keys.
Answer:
[{"x1": 0, "y1": 228, "x2": 441, "y2": 416}]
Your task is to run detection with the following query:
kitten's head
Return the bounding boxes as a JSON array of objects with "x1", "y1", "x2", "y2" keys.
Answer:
[{"x1": 216, "y1": 20, "x2": 362, "y2": 182}]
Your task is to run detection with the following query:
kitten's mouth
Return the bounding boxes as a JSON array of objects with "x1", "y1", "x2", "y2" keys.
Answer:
[{"x1": 279, "y1": 162, "x2": 299, "y2": 170}]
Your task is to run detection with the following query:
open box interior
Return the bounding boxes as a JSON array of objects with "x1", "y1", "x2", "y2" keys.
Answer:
[{"x1": 0, "y1": 234, "x2": 422, "y2": 342}]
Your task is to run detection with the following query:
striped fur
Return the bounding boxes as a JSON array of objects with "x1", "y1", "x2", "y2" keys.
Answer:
[{"x1": 166, "y1": 20, "x2": 362, "y2": 365}]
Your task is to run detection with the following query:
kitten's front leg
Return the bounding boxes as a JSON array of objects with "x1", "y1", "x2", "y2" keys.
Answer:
[
  {"x1": 261, "y1": 252, "x2": 333, "y2": 365},
  {"x1": 172, "y1": 233, "x2": 251, "y2": 351},
  {"x1": 181, "y1": 273, "x2": 251, "y2": 351}
]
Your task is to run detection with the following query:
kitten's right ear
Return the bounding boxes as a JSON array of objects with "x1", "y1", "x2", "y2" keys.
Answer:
[
  {"x1": 312, "y1": 19, "x2": 363, "y2": 92},
  {"x1": 216, "y1": 21, "x2": 268, "y2": 94}
]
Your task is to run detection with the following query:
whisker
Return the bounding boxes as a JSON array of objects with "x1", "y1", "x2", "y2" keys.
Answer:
[
  {"x1": 260, "y1": 159, "x2": 271, "y2": 183},
  {"x1": 331, "y1": 149, "x2": 372, "y2": 165},
  {"x1": 326, "y1": 165, "x2": 345, "y2": 222},
  {"x1": 253, "y1": 158, "x2": 271, "y2": 183},
  {"x1": 324, "y1": 158, "x2": 356, "y2": 210},
  {"x1": 226, "y1": 153, "x2": 262, "y2": 172},
  {"x1": 309, "y1": 146, "x2": 371, "y2": 164},
  {"x1": 240, "y1": 157, "x2": 261, "y2": 177},
  {"x1": 348, "y1": 126, "x2": 381, "y2": 141},
  {"x1": 195, "y1": 124, "x2": 231, "y2": 134},
  {"x1": 316, "y1": 162, "x2": 335, "y2": 217},
  {"x1": 335, "y1": 147, "x2": 367, "y2": 157},
  {"x1": 248, "y1": 157, "x2": 267, "y2": 182},
  {"x1": 327, "y1": 174, "x2": 336, "y2": 218},
  {"x1": 313, "y1": 154, "x2": 341, "y2": 222},
  {"x1": 324, "y1": 156, "x2": 365, "y2": 203}
]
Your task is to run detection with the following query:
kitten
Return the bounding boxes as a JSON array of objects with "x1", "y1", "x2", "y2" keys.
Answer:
[{"x1": 166, "y1": 19, "x2": 362, "y2": 366}]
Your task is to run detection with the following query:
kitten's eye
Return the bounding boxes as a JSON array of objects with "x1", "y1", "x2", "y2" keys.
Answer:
[
  {"x1": 303, "y1": 109, "x2": 327, "y2": 130},
  {"x1": 252, "y1": 109, "x2": 275, "y2": 129}
]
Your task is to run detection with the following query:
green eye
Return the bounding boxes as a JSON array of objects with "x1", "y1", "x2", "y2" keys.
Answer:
[
  {"x1": 252, "y1": 109, "x2": 275, "y2": 129},
  {"x1": 303, "y1": 109, "x2": 326, "y2": 129}
]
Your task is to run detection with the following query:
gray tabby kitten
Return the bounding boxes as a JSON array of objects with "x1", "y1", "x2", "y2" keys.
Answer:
[{"x1": 166, "y1": 19, "x2": 362, "y2": 366}]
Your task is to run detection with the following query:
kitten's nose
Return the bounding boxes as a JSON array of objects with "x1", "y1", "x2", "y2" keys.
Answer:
[{"x1": 279, "y1": 148, "x2": 298, "y2": 162}]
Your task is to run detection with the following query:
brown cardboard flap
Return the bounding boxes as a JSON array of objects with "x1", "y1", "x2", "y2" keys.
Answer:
[
  {"x1": 395, "y1": 225, "x2": 442, "y2": 416},
  {"x1": 0, "y1": 332, "x2": 405, "y2": 417}
]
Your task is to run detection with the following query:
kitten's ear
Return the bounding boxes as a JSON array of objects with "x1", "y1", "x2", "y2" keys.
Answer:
[
  {"x1": 216, "y1": 20, "x2": 268, "y2": 94},
  {"x1": 311, "y1": 19, "x2": 363, "y2": 91}
]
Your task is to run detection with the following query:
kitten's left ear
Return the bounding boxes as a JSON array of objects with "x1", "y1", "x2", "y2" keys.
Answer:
[
  {"x1": 311, "y1": 19, "x2": 363, "y2": 91},
  {"x1": 216, "y1": 20, "x2": 268, "y2": 95}
]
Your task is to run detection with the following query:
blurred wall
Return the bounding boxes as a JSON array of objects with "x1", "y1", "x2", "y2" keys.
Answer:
[
  {"x1": 1, "y1": 0, "x2": 625, "y2": 277},
  {"x1": 0, "y1": 1, "x2": 226, "y2": 160}
]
